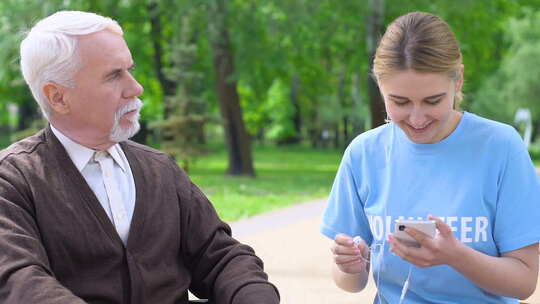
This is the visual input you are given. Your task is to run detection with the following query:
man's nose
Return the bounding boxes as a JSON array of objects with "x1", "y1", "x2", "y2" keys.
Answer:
[{"x1": 123, "y1": 73, "x2": 144, "y2": 99}]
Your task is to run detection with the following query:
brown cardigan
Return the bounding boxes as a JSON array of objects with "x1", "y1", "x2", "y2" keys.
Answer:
[{"x1": 0, "y1": 126, "x2": 279, "y2": 304}]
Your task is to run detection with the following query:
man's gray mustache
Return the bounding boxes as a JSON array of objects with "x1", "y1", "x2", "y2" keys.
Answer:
[{"x1": 117, "y1": 98, "x2": 143, "y2": 117}]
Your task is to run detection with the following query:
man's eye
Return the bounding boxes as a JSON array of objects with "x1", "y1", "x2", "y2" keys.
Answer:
[{"x1": 110, "y1": 72, "x2": 121, "y2": 80}]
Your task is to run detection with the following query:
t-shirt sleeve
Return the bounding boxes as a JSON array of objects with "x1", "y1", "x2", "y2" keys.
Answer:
[
  {"x1": 493, "y1": 132, "x2": 540, "y2": 253},
  {"x1": 320, "y1": 146, "x2": 373, "y2": 245}
]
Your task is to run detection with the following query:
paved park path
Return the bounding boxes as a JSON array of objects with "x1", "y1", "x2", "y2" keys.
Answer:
[{"x1": 231, "y1": 198, "x2": 377, "y2": 303}]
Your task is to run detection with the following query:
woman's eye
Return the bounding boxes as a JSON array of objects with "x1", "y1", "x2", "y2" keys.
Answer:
[
  {"x1": 426, "y1": 99, "x2": 442, "y2": 105},
  {"x1": 393, "y1": 100, "x2": 408, "y2": 106}
]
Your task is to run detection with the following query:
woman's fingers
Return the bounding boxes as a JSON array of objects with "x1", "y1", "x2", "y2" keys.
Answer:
[
  {"x1": 428, "y1": 215, "x2": 453, "y2": 236},
  {"x1": 333, "y1": 234, "x2": 363, "y2": 255},
  {"x1": 334, "y1": 253, "x2": 364, "y2": 265},
  {"x1": 334, "y1": 233, "x2": 354, "y2": 246},
  {"x1": 333, "y1": 234, "x2": 370, "y2": 274}
]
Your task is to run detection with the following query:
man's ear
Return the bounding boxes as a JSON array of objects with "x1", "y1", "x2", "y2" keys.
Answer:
[{"x1": 43, "y1": 83, "x2": 70, "y2": 115}]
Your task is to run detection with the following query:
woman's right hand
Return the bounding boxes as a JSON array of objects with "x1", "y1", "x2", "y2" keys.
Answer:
[{"x1": 331, "y1": 234, "x2": 370, "y2": 274}]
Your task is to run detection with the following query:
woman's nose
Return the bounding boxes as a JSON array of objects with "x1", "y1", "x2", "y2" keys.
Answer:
[{"x1": 408, "y1": 106, "x2": 429, "y2": 127}]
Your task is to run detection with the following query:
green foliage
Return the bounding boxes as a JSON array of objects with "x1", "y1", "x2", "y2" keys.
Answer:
[
  {"x1": 0, "y1": 0, "x2": 49, "y2": 127},
  {"x1": 0, "y1": 127, "x2": 11, "y2": 149},
  {"x1": 499, "y1": 9, "x2": 540, "y2": 118},
  {"x1": 265, "y1": 79, "x2": 298, "y2": 142},
  {"x1": 3, "y1": 0, "x2": 540, "y2": 152},
  {"x1": 471, "y1": 72, "x2": 515, "y2": 124},
  {"x1": 149, "y1": 14, "x2": 210, "y2": 172},
  {"x1": 472, "y1": 8, "x2": 540, "y2": 125},
  {"x1": 230, "y1": 0, "x2": 371, "y2": 146},
  {"x1": 238, "y1": 82, "x2": 268, "y2": 137},
  {"x1": 189, "y1": 144, "x2": 342, "y2": 221}
]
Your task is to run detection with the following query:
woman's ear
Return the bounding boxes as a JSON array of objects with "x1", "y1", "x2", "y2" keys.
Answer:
[
  {"x1": 43, "y1": 83, "x2": 70, "y2": 115},
  {"x1": 455, "y1": 64, "x2": 464, "y2": 92}
]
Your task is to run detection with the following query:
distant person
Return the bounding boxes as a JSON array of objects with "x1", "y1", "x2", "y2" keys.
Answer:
[
  {"x1": 0, "y1": 11, "x2": 279, "y2": 304},
  {"x1": 321, "y1": 11, "x2": 539, "y2": 303}
]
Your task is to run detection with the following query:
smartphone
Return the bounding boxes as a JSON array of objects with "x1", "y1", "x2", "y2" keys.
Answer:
[{"x1": 394, "y1": 219, "x2": 436, "y2": 247}]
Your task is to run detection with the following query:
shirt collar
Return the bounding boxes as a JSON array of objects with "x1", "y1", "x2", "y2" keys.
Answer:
[
  {"x1": 50, "y1": 125, "x2": 127, "y2": 173},
  {"x1": 107, "y1": 144, "x2": 128, "y2": 172}
]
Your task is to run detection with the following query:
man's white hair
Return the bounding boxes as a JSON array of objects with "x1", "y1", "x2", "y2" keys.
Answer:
[{"x1": 20, "y1": 11, "x2": 123, "y2": 120}]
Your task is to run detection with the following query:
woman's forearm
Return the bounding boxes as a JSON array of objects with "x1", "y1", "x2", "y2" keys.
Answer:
[
  {"x1": 331, "y1": 263, "x2": 370, "y2": 293},
  {"x1": 448, "y1": 243, "x2": 538, "y2": 300}
]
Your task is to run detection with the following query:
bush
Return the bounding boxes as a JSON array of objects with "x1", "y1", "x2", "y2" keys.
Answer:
[{"x1": 265, "y1": 79, "x2": 299, "y2": 143}]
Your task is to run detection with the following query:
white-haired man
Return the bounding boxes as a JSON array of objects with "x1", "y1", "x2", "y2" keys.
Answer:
[{"x1": 0, "y1": 11, "x2": 279, "y2": 304}]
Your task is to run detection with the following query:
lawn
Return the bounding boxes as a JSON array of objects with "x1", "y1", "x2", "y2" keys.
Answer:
[
  {"x1": 0, "y1": 133, "x2": 10, "y2": 150},
  {"x1": 187, "y1": 144, "x2": 343, "y2": 222},
  {"x1": 189, "y1": 144, "x2": 540, "y2": 222}
]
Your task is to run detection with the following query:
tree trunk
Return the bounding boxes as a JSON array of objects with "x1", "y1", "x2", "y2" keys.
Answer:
[
  {"x1": 337, "y1": 72, "x2": 346, "y2": 147},
  {"x1": 343, "y1": 116, "x2": 349, "y2": 146},
  {"x1": 334, "y1": 125, "x2": 339, "y2": 148},
  {"x1": 196, "y1": 126, "x2": 206, "y2": 145},
  {"x1": 366, "y1": 0, "x2": 386, "y2": 128},
  {"x1": 209, "y1": 0, "x2": 255, "y2": 177},
  {"x1": 351, "y1": 73, "x2": 367, "y2": 135},
  {"x1": 290, "y1": 74, "x2": 301, "y2": 143},
  {"x1": 148, "y1": 1, "x2": 177, "y2": 118},
  {"x1": 146, "y1": 1, "x2": 181, "y2": 146},
  {"x1": 531, "y1": 120, "x2": 540, "y2": 143},
  {"x1": 308, "y1": 109, "x2": 322, "y2": 148},
  {"x1": 17, "y1": 101, "x2": 38, "y2": 131}
]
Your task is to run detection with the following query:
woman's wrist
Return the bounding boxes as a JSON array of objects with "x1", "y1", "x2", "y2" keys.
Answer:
[{"x1": 445, "y1": 240, "x2": 471, "y2": 270}]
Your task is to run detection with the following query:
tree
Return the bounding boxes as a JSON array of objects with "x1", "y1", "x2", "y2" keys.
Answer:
[
  {"x1": 230, "y1": 0, "x2": 372, "y2": 147},
  {"x1": 265, "y1": 78, "x2": 299, "y2": 144},
  {"x1": 2, "y1": 0, "x2": 538, "y2": 153},
  {"x1": 208, "y1": 0, "x2": 255, "y2": 176},
  {"x1": 149, "y1": 15, "x2": 209, "y2": 172},
  {"x1": 472, "y1": 8, "x2": 540, "y2": 141},
  {"x1": 367, "y1": 0, "x2": 386, "y2": 128}
]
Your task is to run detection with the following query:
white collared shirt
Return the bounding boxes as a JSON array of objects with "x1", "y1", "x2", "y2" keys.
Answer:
[{"x1": 51, "y1": 125, "x2": 136, "y2": 245}]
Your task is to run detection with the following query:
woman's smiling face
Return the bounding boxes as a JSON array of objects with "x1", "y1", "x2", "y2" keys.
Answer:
[{"x1": 379, "y1": 69, "x2": 463, "y2": 144}]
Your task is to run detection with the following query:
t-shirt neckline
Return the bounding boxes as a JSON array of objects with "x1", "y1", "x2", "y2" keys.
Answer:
[{"x1": 393, "y1": 111, "x2": 469, "y2": 154}]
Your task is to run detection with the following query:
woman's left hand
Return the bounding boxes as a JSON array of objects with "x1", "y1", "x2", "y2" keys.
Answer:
[{"x1": 388, "y1": 215, "x2": 464, "y2": 267}]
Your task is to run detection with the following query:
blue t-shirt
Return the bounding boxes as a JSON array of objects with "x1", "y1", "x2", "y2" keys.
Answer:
[{"x1": 321, "y1": 112, "x2": 540, "y2": 304}]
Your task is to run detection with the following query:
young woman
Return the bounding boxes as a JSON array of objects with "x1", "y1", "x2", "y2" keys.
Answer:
[{"x1": 320, "y1": 11, "x2": 540, "y2": 303}]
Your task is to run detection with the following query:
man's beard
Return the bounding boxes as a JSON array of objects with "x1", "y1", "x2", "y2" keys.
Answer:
[{"x1": 109, "y1": 98, "x2": 143, "y2": 142}]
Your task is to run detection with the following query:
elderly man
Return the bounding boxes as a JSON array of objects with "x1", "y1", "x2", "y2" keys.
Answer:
[{"x1": 0, "y1": 11, "x2": 279, "y2": 304}]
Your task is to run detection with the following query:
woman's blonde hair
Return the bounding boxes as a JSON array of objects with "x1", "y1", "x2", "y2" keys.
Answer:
[{"x1": 373, "y1": 12, "x2": 463, "y2": 104}]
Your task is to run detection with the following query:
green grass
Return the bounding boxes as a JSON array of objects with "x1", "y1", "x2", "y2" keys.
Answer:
[
  {"x1": 0, "y1": 134, "x2": 11, "y2": 150},
  {"x1": 187, "y1": 144, "x2": 342, "y2": 222}
]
